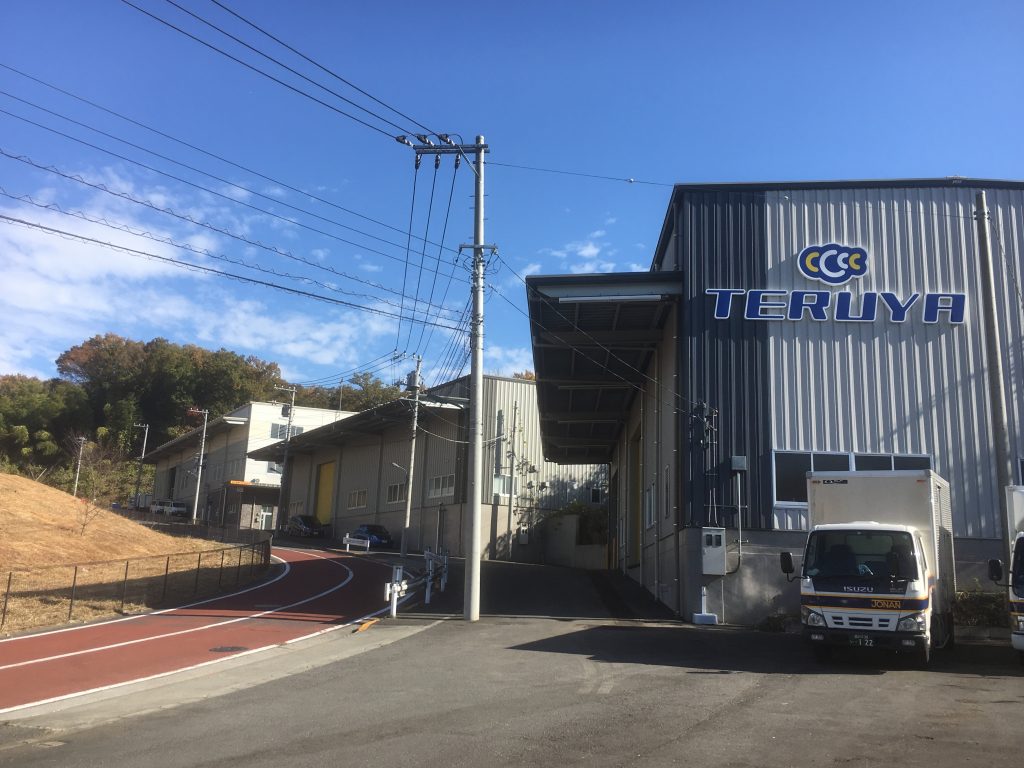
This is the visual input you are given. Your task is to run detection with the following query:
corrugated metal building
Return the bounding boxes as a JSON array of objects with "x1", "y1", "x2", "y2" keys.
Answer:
[
  {"x1": 527, "y1": 178, "x2": 1024, "y2": 624},
  {"x1": 251, "y1": 375, "x2": 607, "y2": 561}
]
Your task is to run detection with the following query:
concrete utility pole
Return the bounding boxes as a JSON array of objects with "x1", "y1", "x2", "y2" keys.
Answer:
[
  {"x1": 275, "y1": 385, "x2": 297, "y2": 527},
  {"x1": 71, "y1": 436, "x2": 86, "y2": 498},
  {"x1": 401, "y1": 356, "x2": 422, "y2": 558},
  {"x1": 133, "y1": 422, "x2": 149, "y2": 508},
  {"x1": 188, "y1": 408, "x2": 209, "y2": 524},
  {"x1": 406, "y1": 133, "x2": 492, "y2": 622},
  {"x1": 975, "y1": 191, "x2": 1013, "y2": 566}
]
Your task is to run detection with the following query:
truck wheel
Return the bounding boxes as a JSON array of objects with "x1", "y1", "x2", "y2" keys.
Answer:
[{"x1": 812, "y1": 646, "x2": 831, "y2": 663}]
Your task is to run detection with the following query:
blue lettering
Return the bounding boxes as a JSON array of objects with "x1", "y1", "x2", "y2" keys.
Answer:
[
  {"x1": 788, "y1": 291, "x2": 831, "y2": 320},
  {"x1": 923, "y1": 293, "x2": 966, "y2": 324},
  {"x1": 745, "y1": 290, "x2": 787, "y2": 320},
  {"x1": 706, "y1": 288, "x2": 745, "y2": 319},
  {"x1": 835, "y1": 292, "x2": 878, "y2": 322},
  {"x1": 880, "y1": 292, "x2": 920, "y2": 323}
]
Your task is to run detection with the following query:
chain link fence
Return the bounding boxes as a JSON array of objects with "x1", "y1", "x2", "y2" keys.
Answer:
[{"x1": 1, "y1": 539, "x2": 272, "y2": 635}]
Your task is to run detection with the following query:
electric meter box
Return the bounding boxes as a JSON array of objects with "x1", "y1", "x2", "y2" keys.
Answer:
[{"x1": 701, "y1": 527, "x2": 727, "y2": 575}]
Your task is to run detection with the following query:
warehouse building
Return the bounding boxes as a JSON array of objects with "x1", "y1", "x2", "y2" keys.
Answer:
[
  {"x1": 527, "y1": 178, "x2": 1024, "y2": 624},
  {"x1": 251, "y1": 375, "x2": 607, "y2": 562}
]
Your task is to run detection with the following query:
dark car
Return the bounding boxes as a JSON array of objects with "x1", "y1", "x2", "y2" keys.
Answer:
[
  {"x1": 287, "y1": 514, "x2": 326, "y2": 538},
  {"x1": 354, "y1": 524, "x2": 393, "y2": 548}
]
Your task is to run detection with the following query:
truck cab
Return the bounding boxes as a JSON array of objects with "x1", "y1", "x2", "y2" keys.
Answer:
[{"x1": 783, "y1": 522, "x2": 946, "y2": 664}]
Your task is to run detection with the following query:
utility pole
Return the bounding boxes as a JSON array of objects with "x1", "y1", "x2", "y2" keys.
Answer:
[
  {"x1": 405, "y1": 133, "x2": 492, "y2": 622},
  {"x1": 975, "y1": 191, "x2": 1013, "y2": 567},
  {"x1": 71, "y1": 436, "x2": 86, "y2": 498},
  {"x1": 275, "y1": 385, "x2": 297, "y2": 528},
  {"x1": 401, "y1": 356, "x2": 422, "y2": 558},
  {"x1": 188, "y1": 408, "x2": 209, "y2": 524},
  {"x1": 133, "y1": 422, "x2": 149, "y2": 508}
]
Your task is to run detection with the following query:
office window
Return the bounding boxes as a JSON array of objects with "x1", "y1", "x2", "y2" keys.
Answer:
[
  {"x1": 387, "y1": 482, "x2": 407, "y2": 504},
  {"x1": 494, "y1": 474, "x2": 517, "y2": 496},
  {"x1": 590, "y1": 487, "x2": 602, "y2": 504},
  {"x1": 855, "y1": 454, "x2": 893, "y2": 471},
  {"x1": 347, "y1": 489, "x2": 367, "y2": 509},
  {"x1": 271, "y1": 424, "x2": 304, "y2": 439},
  {"x1": 428, "y1": 474, "x2": 455, "y2": 499},
  {"x1": 774, "y1": 452, "x2": 852, "y2": 503},
  {"x1": 644, "y1": 484, "x2": 655, "y2": 528},
  {"x1": 893, "y1": 455, "x2": 931, "y2": 470}
]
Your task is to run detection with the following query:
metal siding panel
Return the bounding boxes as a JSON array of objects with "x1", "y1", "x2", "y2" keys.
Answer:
[
  {"x1": 765, "y1": 186, "x2": 1024, "y2": 539},
  {"x1": 676, "y1": 190, "x2": 773, "y2": 529}
]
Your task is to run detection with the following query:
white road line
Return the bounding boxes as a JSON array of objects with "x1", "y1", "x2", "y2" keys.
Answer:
[
  {"x1": 0, "y1": 553, "x2": 292, "y2": 645},
  {"x1": 0, "y1": 595, "x2": 420, "y2": 716},
  {"x1": 0, "y1": 552, "x2": 353, "y2": 672}
]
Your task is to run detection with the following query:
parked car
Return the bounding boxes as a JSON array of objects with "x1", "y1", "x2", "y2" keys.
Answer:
[
  {"x1": 287, "y1": 514, "x2": 327, "y2": 538},
  {"x1": 150, "y1": 500, "x2": 189, "y2": 517},
  {"x1": 354, "y1": 524, "x2": 393, "y2": 548}
]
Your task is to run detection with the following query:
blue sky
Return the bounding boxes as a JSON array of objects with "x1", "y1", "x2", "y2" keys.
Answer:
[{"x1": 2, "y1": 1, "x2": 1022, "y2": 389}]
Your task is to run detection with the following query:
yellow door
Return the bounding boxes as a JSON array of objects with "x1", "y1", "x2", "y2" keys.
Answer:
[{"x1": 315, "y1": 462, "x2": 335, "y2": 525}]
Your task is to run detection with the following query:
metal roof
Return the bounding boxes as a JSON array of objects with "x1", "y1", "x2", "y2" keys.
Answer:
[
  {"x1": 526, "y1": 271, "x2": 682, "y2": 464},
  {"x1": 144, "y1": 415, "x2": 248, "y2": 463},
  {"x1": 247, "y1": 395, "x2": 465, "y2": 461}
]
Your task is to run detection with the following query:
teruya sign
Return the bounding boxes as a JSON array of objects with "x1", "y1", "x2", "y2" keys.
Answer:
[{"x1": 706, "y1": 244, "x2": 966, "y2": 324}]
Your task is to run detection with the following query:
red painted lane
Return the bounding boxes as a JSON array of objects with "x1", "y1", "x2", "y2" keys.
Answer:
[{"x1": 0, "y1": 548, "x2": 394, "y2": 712}]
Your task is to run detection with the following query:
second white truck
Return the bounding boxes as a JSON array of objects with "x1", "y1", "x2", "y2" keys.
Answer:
[
  {"x1": 988, "y1": 486, "x2": 1024, "y2": 661},
  {"x1": 781, "y1": 470, "x2": 955, "y2": 665}
]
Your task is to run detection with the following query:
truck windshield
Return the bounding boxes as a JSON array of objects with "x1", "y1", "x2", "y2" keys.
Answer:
[
  {"x1": 804, "y1": 530, "x2": 918, "y2": 580},
  {"x1": 1013, "y1": 537, "x2": 1024, "y2": 599}
]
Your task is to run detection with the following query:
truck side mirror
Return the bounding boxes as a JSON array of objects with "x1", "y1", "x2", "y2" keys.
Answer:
[
  {"x1": 780, "y1": 551, "x2": 795, "y2": 578},
  {"x1": 987, "y1": 558, "x2": 1005, "y2": 584}
]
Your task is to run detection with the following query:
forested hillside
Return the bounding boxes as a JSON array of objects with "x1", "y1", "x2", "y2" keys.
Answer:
[{"x1": 0, "y1": 333, "x2": 401, "y2": 500}]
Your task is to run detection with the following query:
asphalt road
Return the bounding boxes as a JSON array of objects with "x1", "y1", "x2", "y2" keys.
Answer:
[{"x1": 1, "y1": 558, "x2": 1021, "y2": 767}]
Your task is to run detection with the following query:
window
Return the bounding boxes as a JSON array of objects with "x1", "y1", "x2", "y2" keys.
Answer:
[
  {"x1": 347, "y1": 489, "x2": 367, "y2": 509},
  {"x1": 494, "y1": 474, "x2": 516, "y2": 496},
  {"x1": 387, "y1": 482, "x2": 407, "y2": 504},
  {"x1": 776, "y1": 451, "x2": 934, "y2": 504},
  {"x1": 270, "y1": 424, "x2": 304, "y2": 440},
  {"x1": 644, "y1": 484, "x2": 656, "y2": 528},
  {"x1": 428, "y1": 474, "x2": 455, "y2": 499},
  {"x1": 590, "y1": 487, "x2": 602, "y2": 504},
  {"x1": 268, "y1": 461, "x2": 283, "y2": 474}
]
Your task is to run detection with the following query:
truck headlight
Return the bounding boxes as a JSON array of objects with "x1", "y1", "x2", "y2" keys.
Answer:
[
  {"x1": 897, "y1": 613, "x2": 927, "y2": 633},
  {"x1": 801, "y1": 606, "x2": 826, "y2": 627}
]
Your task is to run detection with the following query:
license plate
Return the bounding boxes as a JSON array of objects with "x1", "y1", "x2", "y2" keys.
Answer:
[{"x1": 850, "y1": 634, "x2": 874, "y2": 647}]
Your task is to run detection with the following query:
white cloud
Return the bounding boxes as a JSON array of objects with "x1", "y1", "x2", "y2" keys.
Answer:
[
  {"x1": 521, "y1": 263, "x2": 542, "y2": 277},
  {"x1": 484, "y1": 345, "x2": 534, "y2": 377},
  {"x1": 627, "y1": 263, "x2": 649, "y2": 272},
  {"x1": 361, "y1": 263, "x2": 383, "y2": 273},
  {"x1": 605, "y1": 217, "x2": 617, "y2": 225},
  {"x1": 569, "y1": 260, "x2": 617, "y2": 274},
  {"x1": 588, "y1": 229, "x2": 606, "y2": 238}
]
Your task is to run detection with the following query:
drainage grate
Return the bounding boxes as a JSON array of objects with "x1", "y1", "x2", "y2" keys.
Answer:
[{"x1": 209, "y1": 646, "x2": 249, "y2": 653}]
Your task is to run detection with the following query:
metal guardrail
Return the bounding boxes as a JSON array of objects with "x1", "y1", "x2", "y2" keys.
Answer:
[
  {"x1": 385, "y1": 547, "x2": 449, "y2": 618},
  {"x1": 0, "y1": 540, "x2": 272, "y2": 634}
]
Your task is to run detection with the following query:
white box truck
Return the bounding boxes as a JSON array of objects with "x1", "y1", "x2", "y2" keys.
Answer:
[
  {"x1": 988, "y1": 486, "x2": 1024, "y2": 661},
  {"x1": 780, "y1": 470, "x2": 955, "y2": 666}
]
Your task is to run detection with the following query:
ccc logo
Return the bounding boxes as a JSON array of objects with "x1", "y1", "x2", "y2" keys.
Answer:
[{"x1": 797, "y1": 243, "x2": 869, "y2": 286}]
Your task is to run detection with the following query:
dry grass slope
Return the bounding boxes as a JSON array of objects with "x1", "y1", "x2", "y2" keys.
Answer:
[
  {"x1": 0, "y1": 473, "x2": 266, "y2": 635},
  {"x1": 0, "y1": 473, "x2": 219, "y2": 571}
]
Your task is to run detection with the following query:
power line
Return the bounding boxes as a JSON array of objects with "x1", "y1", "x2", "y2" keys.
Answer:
[
  {"x1": 0, "y1": 62, "x2": 457, "y2": 253},
  {"x1": 0, "y1": 213, "x2": 464, "y2": 331},
  {"x1": 414, "y1": 155, "x2": 462, "y2": 356},
  {"x1": 161, "y1": 0, "x2": 417, "y2": 136},
  {"x1": 403, "y1": 155, "x2": 442, "y2": 354},
  {"x1": 0, "y1": 187, "x2": 459, "y2": 322},
  {"x1": 0, "y1": 149, "x2": 466, "y2": 310},
  {"x1": 0, "y1": 93, "x2": 459, "y2": 263},
  {"x1": 488, "y1": 160, "x2": 674, "y2": 187},
  {"x1": 0, "y1": 108, "x2": 459, "y2": 274},
  {"x1": 396, "y1": 157, "x2": 421, "y2": 351},
  {"x1": 209, "y1": 0, "x2": 437, "y2": 138},
  {"x1": 118, "y1": 0, "x2": 398, "y2": 140}
]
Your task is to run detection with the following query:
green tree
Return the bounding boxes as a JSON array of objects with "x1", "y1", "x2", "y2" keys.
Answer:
[{"x1": 339, "y1": 372, "x2": 401, "y2": 412}]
